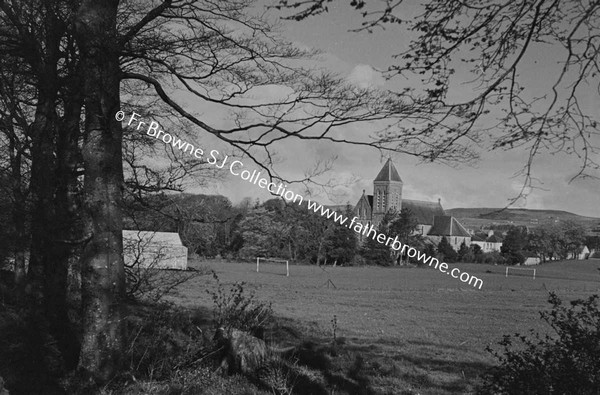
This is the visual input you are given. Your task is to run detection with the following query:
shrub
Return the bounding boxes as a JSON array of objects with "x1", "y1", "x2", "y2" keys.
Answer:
[
  {"x1": 437, "y1": 237, "x2": 457, "y2": 263},
  {"x1": 207, "y1": 272, "x2": 273, "y2": 335},
  {"x1": 348, "y1": 255, "x2": 366, "y2": 267},
  {"x1": 123, "y1": 234, "x2": 211, "y2": 301},
  {"x1": 474, "y1": 251, "x2": 505, "y2": 265},
  {"x1": 479, "y1": 292, "x2": 600, "y2": 394},
  {"x1": 124, "y1": 302, "x2": 210, "y2": 381}
]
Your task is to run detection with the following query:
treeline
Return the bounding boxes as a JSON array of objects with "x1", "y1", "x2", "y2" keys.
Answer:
[
  {"x1": 127, "y1": 194, "x2": 469, "y2": 267},
  {"x1": 125, "y1": 194, "x2": 359, "y2": 264},
  {"x1": 125, "y1": 194, "x2": 596, "y2": 267},
  {"x1": 428, "y1": 222, "x2": 593, "y2": 266},
  {"x1": 501, "y1": 223, "x2": 592, "y2": 264},
  {"x1": 126, "y1": 194, "x2": 422, "y2": 266}
]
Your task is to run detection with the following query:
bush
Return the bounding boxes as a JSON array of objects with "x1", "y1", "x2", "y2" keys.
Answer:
[
  {"x1": 123, "y1": 234, "x2": 211, "y2": 301},
  {"x1": 479, "y1": 292, "x2": 600, "y2": 394},
  {"x1": 207, "y1": 272, "x2": 273, "y2": 335},
  {"x1": 124, "y1": 302, "x2": 210, "y2": 381},
  {"x1": 437, "y1": 237, "x2": 457, "y2": 263},
  {"x1": 474, "y1": 251, "x2": 505, "y2": 265},
  {"x1": 347, "y1": 255, "x2": 366, "y2": 267}
]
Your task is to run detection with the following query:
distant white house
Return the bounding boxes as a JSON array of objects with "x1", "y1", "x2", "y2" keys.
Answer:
[
  {"x1": 567, "y1": 245, "x2": 590, "y2": 260},
  {"x1": 122, "y1": 230, "x2": 188, "y2": 270},
  {"x1": 470, "y1": 230, "x2": 503, "y2": 253},
  {"x1": 523, "y1": 256, "x2": 541, "y2": 266}
]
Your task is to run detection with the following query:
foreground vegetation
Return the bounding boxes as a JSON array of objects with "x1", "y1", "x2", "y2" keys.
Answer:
[
  {"x1": 170, "y1": 258, "x2": 600, "y2": 394},
  {"x1": 2, "y1": 258, "x2": 599, "y2": 394}
]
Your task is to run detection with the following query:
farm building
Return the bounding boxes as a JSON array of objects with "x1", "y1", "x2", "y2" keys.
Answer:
[
  {"x1": 470, "y1": 231, "x2": 503, "y2": 253},
  {"x1": 523, "y1": 256, "x2": 541, "y2": 266},
  {"x1": 354, "y1": 158, "x2": 469, "y2": 250},
  {"x1": 122, "y1": 230, "x2": 188, "y2": 270}
]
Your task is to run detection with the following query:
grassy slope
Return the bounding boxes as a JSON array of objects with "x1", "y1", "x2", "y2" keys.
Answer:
[
  {"x1": 169, "y1": 258, "x2": 600, "y2": 394},
  {"x1": 446, "y1": 207, "x2": 600, "y2": 229}
]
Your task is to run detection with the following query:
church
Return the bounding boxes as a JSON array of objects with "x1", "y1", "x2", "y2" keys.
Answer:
[{"x1": 353, "y1": 158, "x2": 471, "y2": 250}]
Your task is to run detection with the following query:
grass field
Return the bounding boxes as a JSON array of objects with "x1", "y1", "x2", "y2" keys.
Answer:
[{"x1": 171, "y1": 259, "x2": 600, "y2": 394}]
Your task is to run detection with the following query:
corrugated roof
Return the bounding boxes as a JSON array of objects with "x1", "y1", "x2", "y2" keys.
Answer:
[
  {"x1": 122, "y1": 230, "x2": 184, "y2": 246},
  {"x1": 374, "y1": 158, "x2": 403, "y2": 182},
  {"x1": 428, "y1": 216, "x2": 471, "y2": 237},
  {"x1": 402, "y1": 199, "x2": 446, "y2": 226}
]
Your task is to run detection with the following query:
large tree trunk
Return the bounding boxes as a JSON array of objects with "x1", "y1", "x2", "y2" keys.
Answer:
[
  {"x1": 20, "y1": 1, "x2": 80, "y2": 372},
  {"x1": 7, "y1": 130, "x2": 27, "y2": 287},
  {"x1": 75, "y1": 0, "x2": 125, "y2": 385},
  {"x1": 45, "y1": 75, "x2": 85, "y2": 370},
  {"x1": 27, "y1": 94, "x2": 58, "y2": 302}
]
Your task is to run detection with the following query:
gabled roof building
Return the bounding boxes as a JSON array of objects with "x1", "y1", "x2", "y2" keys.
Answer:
[
  {"x1": 470, "y1": 230, "x2": 504, "y2": 253},
  {"x1": 123, "y1": 230, "x2": 188, "y2": 270}
]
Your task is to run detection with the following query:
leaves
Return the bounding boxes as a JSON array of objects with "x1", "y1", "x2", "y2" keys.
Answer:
[{"x1": 482, "y1": 292, "x2": 600, "y2": 394}]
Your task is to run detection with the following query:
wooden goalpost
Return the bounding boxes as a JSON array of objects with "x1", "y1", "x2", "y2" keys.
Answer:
[
  {"x1": 505, "y1": 266, "x2": 536, "y2": 279},
  {"x1": 256, "y1": 257, "x2": 289, "y2": 277}
]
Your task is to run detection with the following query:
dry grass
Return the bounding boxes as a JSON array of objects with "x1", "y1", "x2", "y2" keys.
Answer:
[{"x1": 166, "y1": 258, "x2": 600, "y2": 394}]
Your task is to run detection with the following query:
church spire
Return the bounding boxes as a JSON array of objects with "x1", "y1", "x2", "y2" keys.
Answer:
[
  {"x1": 374, "y1": 157, "x2": 403, "y2": 182},
  {"x1": 372, "y1": 158, "x2": 403, "y2": 226}
]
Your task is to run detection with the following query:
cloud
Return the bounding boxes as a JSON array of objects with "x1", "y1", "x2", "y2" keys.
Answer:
[{"x1": 347, "y1": 64, "x2": 385, "y2": 89}]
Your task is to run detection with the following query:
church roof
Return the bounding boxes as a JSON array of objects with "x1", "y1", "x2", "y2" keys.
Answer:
[
  {"x1": 374, "y1": 158, "x2": 403, "y2": 183},
  {"x1": 428, "y1": 216, "x2": 471, "y2": 237},
  {"x1": 402, "y1": 199, "x2": 445, "y2": 226}
]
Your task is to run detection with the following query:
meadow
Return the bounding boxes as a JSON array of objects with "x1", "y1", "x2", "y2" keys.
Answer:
[{"x1": 172, "y1": 259, "x2": 600, "y2": 394}]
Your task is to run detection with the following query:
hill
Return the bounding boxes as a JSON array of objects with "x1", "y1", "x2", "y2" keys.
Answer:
[{"x1": 446, "y1": 207, "x2": 600, "y2": 230}]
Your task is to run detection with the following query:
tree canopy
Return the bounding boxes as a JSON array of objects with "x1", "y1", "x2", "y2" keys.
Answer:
[{"x1": 274, "y1": 0, "x2": 600, "y2": 195}]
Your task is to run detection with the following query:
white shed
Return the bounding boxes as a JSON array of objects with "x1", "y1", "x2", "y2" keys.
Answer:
[
  {"x1": 523, "y1": 257, "x2": 541, "y2": 266},
  {"x1": 122, "y1": 230, "x2": 188, "y2": 270}
]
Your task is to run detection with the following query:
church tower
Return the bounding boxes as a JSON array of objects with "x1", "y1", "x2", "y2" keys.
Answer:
[{"x1": 372, "y1": 158, "x2": 403, "y2": 226}]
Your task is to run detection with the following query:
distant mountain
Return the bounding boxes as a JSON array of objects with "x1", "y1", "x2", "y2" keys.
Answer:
[{"x1": 446, "y1": 207, "x2": 600, "y2": 230}]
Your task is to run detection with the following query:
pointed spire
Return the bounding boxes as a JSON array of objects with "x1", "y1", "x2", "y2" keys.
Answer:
[{"x1": 374, "y1": 158, "x2": 402, "y2": 182}]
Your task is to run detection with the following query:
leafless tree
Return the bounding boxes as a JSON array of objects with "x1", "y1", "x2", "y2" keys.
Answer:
[
  {"x1": 0, "y1": 0, "x2": 503, "y2": 386},
  {"x1": 275, "y1": 0, "x2": 600, "y2": 199},
  {"x1": 122, "y1": 230, "x2": 209, "y2": 301}
]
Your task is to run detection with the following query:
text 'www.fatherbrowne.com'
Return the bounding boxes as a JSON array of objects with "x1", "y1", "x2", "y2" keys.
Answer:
[{"x1": 116, "y1": 110, "x2": 484, "y2": 290}]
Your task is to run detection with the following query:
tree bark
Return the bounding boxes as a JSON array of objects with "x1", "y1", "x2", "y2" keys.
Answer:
[
  {"x1": 7, "y1": 129, "x2": 27, "y2": 287},
  {"x1": 44, "y1": 71, "x2": 85, "y2": 370},
  {"x1": 75, "y1": 0, "x2": 125, "y2": 385},
  {"x1": 8, "y1": 0, "x2": 81, "y2": 371},
  {"x1": 27, "y1": 93, "x2": 58, "y2": 303}
]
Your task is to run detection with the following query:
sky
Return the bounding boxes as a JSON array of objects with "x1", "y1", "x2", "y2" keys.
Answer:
[{"x1": 187, "y1": 2, "x2": 600, "y2": 218}]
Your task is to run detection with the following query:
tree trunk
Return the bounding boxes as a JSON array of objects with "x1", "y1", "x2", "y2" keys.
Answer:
[
  {"x1": 316, "y1": 238, "x2": 324, "y2": 265},
  {"x1": 75, "y1": 0, "x2": 125, "y2": 385},
  {"x1": 21, "y1": 1, "x2": 80, "y2": 372},
  {"x1": 27, "y1": 94, "x2": 58, "y2": 303},
  {"x1": 8, "y1": 132, "x2": 27, "y2": 286},
  {"x1": 44, "y1": 73, "x2": 85, "y2": 370}
]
